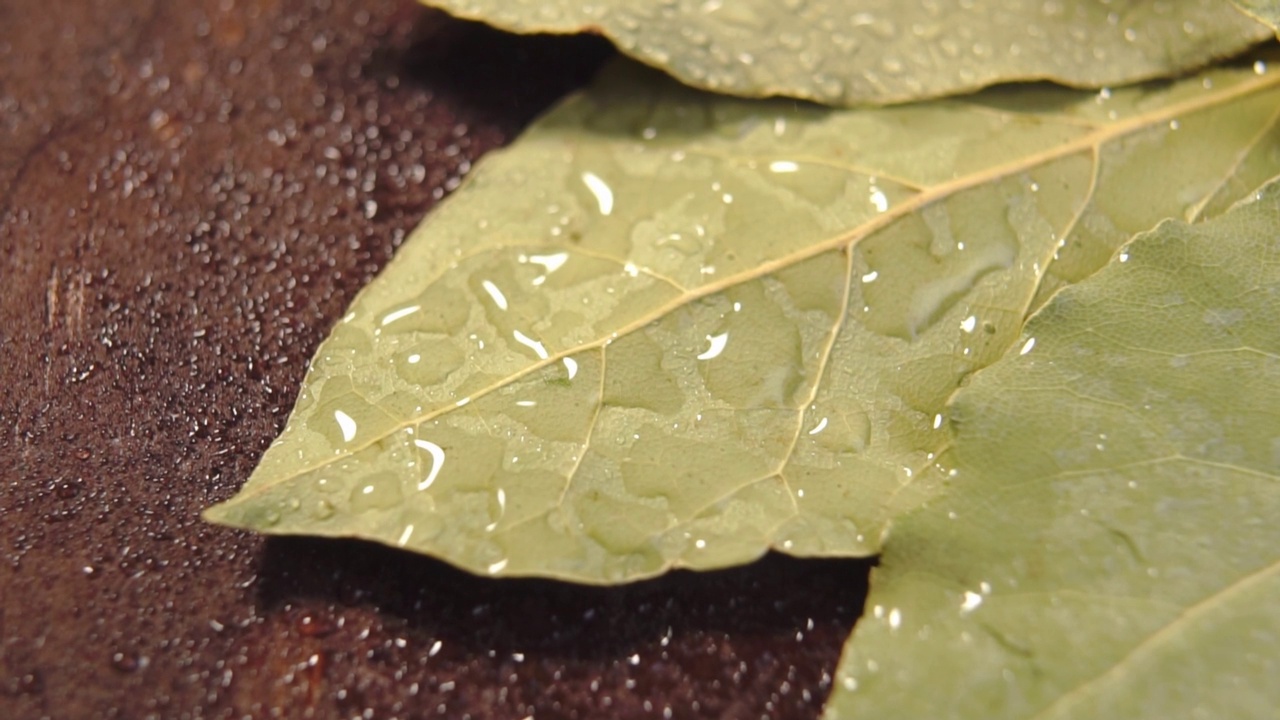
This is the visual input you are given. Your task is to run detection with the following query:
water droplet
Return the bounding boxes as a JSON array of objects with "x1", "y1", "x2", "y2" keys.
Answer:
[
  {"x1": 348, "y1": 472, "x2": 403, "y2": 512},
  {"x1": 581, "y1": 171, "x2": 614, "y2": 216},
  {"x1": 110, "y1": 651, "x2": 145, "y2": 674},
  {"x1": 805, "y1": 405, "x2": 871, "y2": 454},
  {"x1": 333, "y1": 410, "x2": 357, "y2": 443},
  {"x1": 696, "y1": 332, "x2": 730, "y2": 360},
  {"x1": 394, "y1": 343, "x2": 464, "y2": 387},
  {"x1": 413, "y1": 438, "x2": 445, "y2": 490},
  {"x1": 379, "y1": 305, "x2": 421, "y2": 326},
  {"x1": 857, "y1": 203, "x2": 1018, "y2": 341},
  {"x1": 378, "y1": 282, "x2": 470, "y2": 337},
  {"x1": 480, "y1": 279, "x2": 509, "y2": 310},
  {"x1": 868, "y1": 187, "x2": 888, "y2": 213},
  {"x1": 397, "y1": 524, "x2": 414, "y2": 547},
  {"x1": 655, "y1": 232, "x2": 703, "y2": 256},
  {"x1": 511, "y1": 329, "x2": 549, "y2": 359}
]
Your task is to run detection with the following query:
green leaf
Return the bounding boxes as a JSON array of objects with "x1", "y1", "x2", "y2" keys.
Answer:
[
  {"x1": 417, "y1": 0, "x2": 1270, "y2": 105},
  {"x1": 203, "y1": 56, "x2": 1280, "y2": 583},
  {"x1": 826, "y1": 178, "x2": 1280, "y2": 720},
  {"x1": 1232, "y1": 0, "x2": 1280, "y2": 33}
]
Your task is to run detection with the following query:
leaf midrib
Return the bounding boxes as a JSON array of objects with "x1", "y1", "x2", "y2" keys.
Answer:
[
  {"x1": 229, "y1": 69, "x2": 1280, "y2": 503},
  {"x1": 1026, "y1": 556, "x2": 1280, "y2": 720}
]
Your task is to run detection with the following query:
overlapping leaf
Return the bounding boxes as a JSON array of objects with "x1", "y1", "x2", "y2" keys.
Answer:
[
  {"x1": 204, "y1": 55, "x2": 1280, "y2": 583},
  {"x1": 827, "y1": 178, "x2": 1280, "y2": 720},
  {"x1": 1232, "y1": 0, "x2": 1280, "y2": 33},
  {"x1": 417, "y1": 0, "x2": 1270, "y2": 105}
]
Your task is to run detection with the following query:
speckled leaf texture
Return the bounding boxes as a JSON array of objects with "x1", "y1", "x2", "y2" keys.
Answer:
[
  {"x1": 204, "y1": 55, "x2": 1280, "y2": 583},
  {"x1": 826, "y1": 178, "x2": 1280, "y2": 720},
  {"x1": 415, "y1": 0, "x2": 1270, "y2": 105}
]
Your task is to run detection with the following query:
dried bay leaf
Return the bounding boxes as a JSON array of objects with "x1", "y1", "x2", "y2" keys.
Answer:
[
  {"x1": 416, "y1": 0, "x2": 1270, "y2": 105},
  {"x1": 204, "y1": 56, "x2": 1280, "y2": 583},
  {"x1": 826, "y1": 177, "x2": 1280, "y2": 720}
]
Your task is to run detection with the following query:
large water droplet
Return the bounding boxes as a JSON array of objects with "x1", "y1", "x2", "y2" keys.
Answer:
[
  {"x1": 857, "y1": 199, "x2": 1018, "y2": 340},
  {"x1": 308, "y1": 378, "x2": 400, "y2": 450}
]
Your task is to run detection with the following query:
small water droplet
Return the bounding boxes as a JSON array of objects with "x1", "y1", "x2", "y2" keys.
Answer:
[
  {"x1": 110, "y1": 651, "x2": 145, "y2": 673},
  {"x1": 348, "y1": 472, "x2": 403, "y2": 512}
]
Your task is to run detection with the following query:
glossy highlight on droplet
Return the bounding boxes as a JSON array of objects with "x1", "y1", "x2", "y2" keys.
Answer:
[
  {"x1": 333, "y1": 410, "x2": 357, "y2": 443},
  {"x1": 581, "y1": 171, "x2": 614, "y2": 215},
  {"x1": 413, "y1": 438, "x2": 446, "y2": 491},
  {"x1": 697, "y1": 332, "x2": 729, "y2": 360}
]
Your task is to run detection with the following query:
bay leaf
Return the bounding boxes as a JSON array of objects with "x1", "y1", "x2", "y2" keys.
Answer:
[
  {"x1": 417, "y1": 0, "x2": 1270, "y2": 105},
  {"x1": 204, "y1": 55, "x2": 1280, "y2": 583},
  {"x1": 826, "y1": 177, "x2": 1280, "y2": 720},
  {"x1": 1232, "y1": 0, "x2": 1280, "y2": 33}
]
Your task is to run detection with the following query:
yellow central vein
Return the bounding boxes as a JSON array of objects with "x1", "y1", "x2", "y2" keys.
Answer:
[{"x1": 220, "y1": 68, "x2": 1280, "y2": 506}]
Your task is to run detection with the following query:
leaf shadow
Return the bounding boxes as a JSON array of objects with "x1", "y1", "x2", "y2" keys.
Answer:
[
  {"x1": 252, "y1": 532, "x2": 870, "y2": 666},
  {"x1": 365, "y1": 5, "x2": 617, "y2": 132}
]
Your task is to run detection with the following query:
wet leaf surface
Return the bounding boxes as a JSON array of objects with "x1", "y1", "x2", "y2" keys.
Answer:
[
  {"x1": 1233, "y1": 0, "x2": 1280, "y2": 33},
  {"x1": 416, "y1": 0, "x2": 1271, "y2": 104},
  {"x1": 207, "y1": 53, "x2": 1280, "y2": 583},
  {"x1": 828, "y1": 178, "x2": 1280, "y2": 719}
]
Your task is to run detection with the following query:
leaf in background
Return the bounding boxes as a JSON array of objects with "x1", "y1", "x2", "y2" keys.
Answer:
[
  {"x1": 826, "y1": 178, "x2": 1280, "y2": 720},
  {"x1": 1232, "y1": 0, "x2": 1280, "y2": 33},
  {"x1": 204, "y1": 55, "x2": 1280, "y2": 583},
  {"x1": 417, "y1": 0, "x2": 1270, "y2": 105}
]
